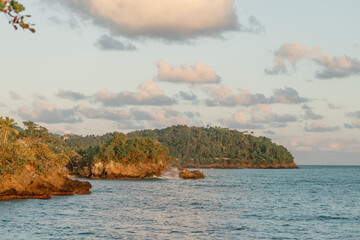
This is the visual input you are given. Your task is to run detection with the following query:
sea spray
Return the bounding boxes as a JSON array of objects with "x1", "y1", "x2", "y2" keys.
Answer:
[{"x1": 160, "y1": 167, "x2": 180, "y2": 179}]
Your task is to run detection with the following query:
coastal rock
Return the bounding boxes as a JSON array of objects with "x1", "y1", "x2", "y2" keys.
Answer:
[
  {"x1": 179, "y1": 169, "x2": 205, "y2": 179},
  {"x1": 89, "y1": 160, "x2": 167, "y2": 179},
  {"x1": 0, "y1": 165, "x2": 91, "y2": 200}
]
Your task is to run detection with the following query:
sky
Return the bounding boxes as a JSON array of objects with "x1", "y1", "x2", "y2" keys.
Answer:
[{"x1": 1, "y1": 0, "x2": 360, "y2": 165}]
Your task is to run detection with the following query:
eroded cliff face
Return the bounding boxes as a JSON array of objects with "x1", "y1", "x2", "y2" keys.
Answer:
[
  {"x1": 0, "y1": 164, "x2": 91, "y2": 200},
  {"x1": 89, "y1": 160, "x2": 167, "y2": 179}
]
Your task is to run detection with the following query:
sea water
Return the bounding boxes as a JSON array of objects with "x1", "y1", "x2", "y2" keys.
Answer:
[{"x1": 0, "y1": 166, "x2": 359, "y2": 239}]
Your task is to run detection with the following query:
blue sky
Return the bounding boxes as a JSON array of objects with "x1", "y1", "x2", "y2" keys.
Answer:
[{"x1": 1, "y1": 0, "x2": 360, "y2": 165}]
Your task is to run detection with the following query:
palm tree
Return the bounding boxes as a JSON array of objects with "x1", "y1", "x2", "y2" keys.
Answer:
[{"x1": 0, "y1": 116, "x2": 19, "y2": 143}]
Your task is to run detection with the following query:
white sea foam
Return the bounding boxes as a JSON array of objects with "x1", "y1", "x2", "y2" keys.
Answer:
[{"x1": 159, "y1": 167, "x2": 180, "y2": 179}]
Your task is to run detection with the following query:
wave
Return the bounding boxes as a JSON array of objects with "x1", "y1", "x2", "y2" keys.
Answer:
[{"x1": 159, "y1": 167, "x2": 180, "y2": 179}]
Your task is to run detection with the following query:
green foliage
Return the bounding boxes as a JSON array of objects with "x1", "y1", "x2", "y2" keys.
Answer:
[
  {"x1": 127, "y1": 125, "x2": 294, "y2": 167},
  {"x1": 0, "y1": 140, "x2": 69, "y2": 180},
  {"x1": 19, "y1": 121, "x2": 66, "y2": 152},
  {"x1": 63, "y1": 133, "x2": 113, "y2": 152},
  {"x1": 0, "y1": 0, "x2": 35, "y2": 32},
  {"x1": 21, "y1": 121, "x2": 49, "y2": 139},
  {"x1": 96, "y1": 132, "x2": 171, "y2": 164},
  {"x1": 68, "y1": 132, "x2": 172, "y2": 175},
  {"x1": 0, "y1": 116, "x2": 19, "y2": 143},
  {"x1": 0, "y1": 119, "x2": 83, "y2": 180}
]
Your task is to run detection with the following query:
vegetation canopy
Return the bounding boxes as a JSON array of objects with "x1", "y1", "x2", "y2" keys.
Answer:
[
  {"x1": 0, "y1": 117, "x2": 72, "y2": 180},
  {"x1": 127, "y1": 125, "x2": 295, "y2": 167},
  {"x1": 0, "y1": 140, "x2": 69, "y2": 179},
  {"x1": 67, "y1": 132, "x2": 173, "y2": 176},
  {"x1": 0, "y1": 116, "x2": 19, "y2": 143},
  {"x1": 62, "y1": 125, "x2": 295, "y2": 169},
  {"x1": 0, "y1": 0, "x2": 35, "y2": 32}
]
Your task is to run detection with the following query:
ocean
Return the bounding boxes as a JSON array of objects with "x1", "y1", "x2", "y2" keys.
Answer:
[{"x1": 0, "y1": 166, "x2": 359, "y2": 239}]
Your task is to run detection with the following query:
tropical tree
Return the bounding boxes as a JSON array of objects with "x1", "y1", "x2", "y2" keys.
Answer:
[
  {"x1": 0, "y1": 0, "x2": 35, "y2": 32},
  {"x1": 0, "y1": 116, "x2": 19, "y2": 143}
]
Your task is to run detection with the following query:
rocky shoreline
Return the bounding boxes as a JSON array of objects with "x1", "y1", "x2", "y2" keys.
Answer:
[
  {"x1": 73, "y1": 160, "x2": 206, "y2": 180},
  {"x1": 0, "y1": 165, "x2": 91, "y2": 200}
]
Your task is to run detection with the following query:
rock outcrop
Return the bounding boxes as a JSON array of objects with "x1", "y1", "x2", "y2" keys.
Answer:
[
  {"x1": 0, "y1": 165, "x2": 91, "y2": 200},
  {"x1": 70, "y1": 133, "x2": 173, "y2": 180},
  {"x1": 88, "y1": 160, "x2": 167, "y2": 179},
  {"x1": 179, "y1": 169, "x2": 205, "y2": 179}
]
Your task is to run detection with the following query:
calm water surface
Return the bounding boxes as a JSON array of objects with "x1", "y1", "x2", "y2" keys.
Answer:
[{"x1": 0, "y1": 166, "x2": 359, "y2": 239}]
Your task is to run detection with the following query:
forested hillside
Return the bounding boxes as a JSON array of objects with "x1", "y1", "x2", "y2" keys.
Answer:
[{"x1": 127, "y1": 125, "x2": 297, "y2": 168}]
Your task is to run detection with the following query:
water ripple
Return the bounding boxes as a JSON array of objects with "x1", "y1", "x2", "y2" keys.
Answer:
[{"x1": 0, "y1": 166, "x2": 359, "y2": 239}]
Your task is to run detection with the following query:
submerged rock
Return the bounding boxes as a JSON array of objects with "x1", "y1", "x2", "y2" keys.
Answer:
[{"x1": 179, "y1": 169, "x2": 205, "y2": 179}]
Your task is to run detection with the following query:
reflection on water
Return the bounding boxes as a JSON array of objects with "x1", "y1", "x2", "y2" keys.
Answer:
[{"x1": 0, "y1": 166, "x2": 359, "y2": 239}]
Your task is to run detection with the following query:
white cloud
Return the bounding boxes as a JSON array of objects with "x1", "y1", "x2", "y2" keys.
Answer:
[
  {"x1": 345, "y1": 111, "x2": 360, "y2": 128},
  {"x1": 328, "y1": 102, "x2": 342, "y2": 109},
  {"x1": 351, "y1": 119, "x2": 360, "y2": 128},
  {"x1": 18, "y1": 101, "x2": 82, "y2": 124},
  {"x1": 203, "y1": 85, "x2": 307, "y2": 106},
  {"x1": 76, "y1": 104, "x2": 128, "y2": 121},
  {"x1": 157, "y1": 60, "x2": 220, "y2": 84},
  {"x1": 177, "y1": 91, "x2": 198, "y2": 102},
  {"x1": 301, "y1": 104, "x2": 323, "y2": 120},
  {"x1": 304, "y1": 122, "x2": 340, "y2": 132},
  {"x1": 9, "y1": 91, "x2": 22, "y2": 100},
  {"x1": 129, "y1": 107, "x2": 189, "y2": 129},
  {"x1": 95, "y1": 35, "x2": 136, "y2": 51},
  {"x1": 221, "y1": 104, "x2": 297, "y2": 129},
  {"x1": 265, "y1": 42, "x2": 321, "y2": 75},
  {"x1": 50, "y1": 0, "x2": 240, "y2": 41},
  {"x1": 263, "y1": 130, "x2": 276, "y2": 135},
  {"x1": 271, "y1": 87, "x2": 308, "y2": 104},
  {"x1": 278, "y1": 135, "x2": 360, "y2": 153},
  {"x1": 204, "y1": 84, "x2": 269, "y2": 106},
  {"x1": 94, "y1": 80, "x2": 176, "y2": 107},
  {"x1": 315, "y1": 55, "x2": 360, "y2": 79},
  {"x1": 266, "y1": 42, "x2": 360, "y2": 79},
  {"x1": 57, "y1": 89, "x2": 87, "y2": 101},
  {"x1": 303, "y1": 109, "x2": 323, "y2": 120}
]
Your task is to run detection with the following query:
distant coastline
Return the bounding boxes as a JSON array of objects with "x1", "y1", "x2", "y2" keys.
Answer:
[
  {"x1": 1, "y1": 119, "x2": 297, "y2": 200},
  {"x1": 182, "y1": 162, "x2": 298, "y2": 169}
]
